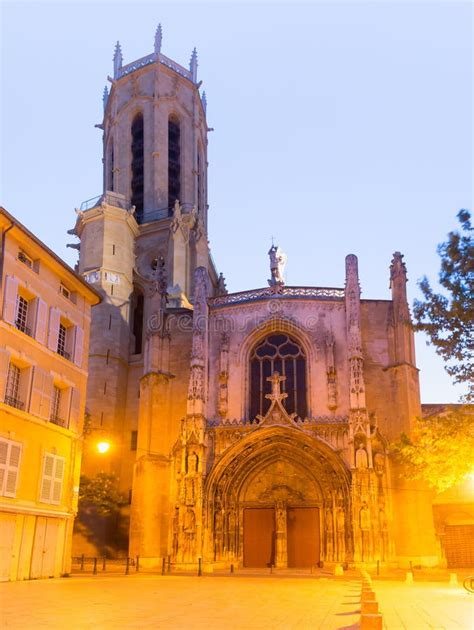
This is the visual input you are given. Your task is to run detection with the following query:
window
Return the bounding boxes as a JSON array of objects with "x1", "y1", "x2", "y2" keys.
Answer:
[
  {"x1": 15, "y1": 295, "x2": 31, "y2": 336},
  {"x1": 59, "y1": 285, "x2": 70, "y2": 300},
  {"x1": 39, "y1": 453, "x2": 65, "y2": 505},
  {"x1": 18, "y1": 251, "x2": 32, "y2": 268},
  {"x1": 50, "y1": 386, "x2": 66, "y2": 427},
  {"x1": 4, "y1": 362, "x2": 23, "y2": 410},
  {"x1": 132, "y1": 290, "x2": 144, "y2": 354},
  {"x1": 57, "y1": 323, "x2": 70, "y2": 359},
  {"x1": 249, "y1": 333, "x2": 307, "y2": 420},
  {"x1": 168, "y1": 116, "x2": 181, "y2": 213},
  {"x1": 0, "y1": 438, "x2": 22, "y2": 497},
  {"x1": 131, "y1": 113, "x2": 144, "y2": 221},
  {"x1": 130, "y1": 430, "x2": 138, "y2": 451}
]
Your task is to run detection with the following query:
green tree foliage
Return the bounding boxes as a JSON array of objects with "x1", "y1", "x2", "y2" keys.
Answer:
[
  {"x1": 79, "y1": 473, "x2": 127, "y2": 515},
  {"x1": 395, "y1": 407, "x2": 474, "y2": 493},
  {"x1": 413, "y1": 209, "x2": 474, "y2": 402}
]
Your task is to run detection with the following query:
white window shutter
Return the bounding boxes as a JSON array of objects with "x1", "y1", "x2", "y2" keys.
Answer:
[
  {"x1": 40, "y1": 454, "x2": 55, "y2": 502},
  {"x1": 29, "y1": 366, "x2": 45, "y2": 417},
  {"x1": 51, "y1": 457, "x2": 65, "y2": 504},
  {"x1": 4, "y1": 443, "x2": 21, "y2": 497},
  {"x1": 0, "y1": 440, "x2": 8, "y2": 495},
  {"x1": 41, "y1": 372, "x2": 54, "y2": 421},
  {"x1": 68, "y1": 387, "x2": 81, "y2": 431},
  {"x1": 0, "y1": 348, "x2": 10, "y2": 401},
  {"x1": 47, "y1": 308, "x2": 60, "y2": 351},
  {"x1": 2, "y1": 275, "x2": 19, "y2": 325},
  {"x1": 73, "y1": 326, "x2": 84, "y2": 367},
  {"x1": 35, "y1": 298, "x2": 48, "y2": 345}
]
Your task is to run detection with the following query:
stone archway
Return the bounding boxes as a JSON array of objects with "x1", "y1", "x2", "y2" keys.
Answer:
[{"x1": 203, "y1": 425, "x2": 352, "y2": 567}]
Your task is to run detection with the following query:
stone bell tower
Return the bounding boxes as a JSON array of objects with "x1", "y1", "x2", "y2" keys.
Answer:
[{"x1": 73, "y1": 26, "x2": 219, "y2": 545}]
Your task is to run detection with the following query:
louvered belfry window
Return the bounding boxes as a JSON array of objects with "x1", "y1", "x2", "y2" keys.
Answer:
[
  {"x1": 168, "y1": 117, "x2": 181, "y2": 212},
  {"x1": 249, "y1": 334, "x2": 307, "y2": 421},
  {"x1": 131, "y1": 113, "x2": 144, "y2": 220}
]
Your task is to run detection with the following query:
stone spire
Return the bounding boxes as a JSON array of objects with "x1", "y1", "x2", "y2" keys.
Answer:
[
  {"x1": 344, "y1": 254, "x2": 365, "y2": 410},
  {"x1": 201, "y1": 91, "x2": 207, "y2": 116},
  {"x1": 389, "y1": 252, "x2": 410, "y2": 324},
  {"x1": 154, "y1": 23, "x2": 163, "y2": 55},
  {"x1": 102, "y1": 86, "x2": 109, "y2": 112},
  {"x1": 190, "y1": 48, "x2": 198, "y2": 83},
  {"x1": 187, "y1": 266, "x2": 209, "y2": 415},
  {"x1": 113, "y1": 41, "x2": 123, "y2": 79}
]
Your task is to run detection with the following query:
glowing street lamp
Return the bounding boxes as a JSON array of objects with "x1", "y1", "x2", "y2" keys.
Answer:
[{"x1": 97, "y1": 440, "x2": 111, "y2": 454}]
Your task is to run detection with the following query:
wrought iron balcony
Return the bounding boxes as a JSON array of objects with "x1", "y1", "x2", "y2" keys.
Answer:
[
  {"x1": 4, "y1": 396, "x2": 24, "y2": 410},
  {"x1": 15, "y1": 320, "x2": 32, "y2": 337},
  {"x1": 50, "y1": 414, "x2": 68, "y2": 428},
  {"x1": 57, "y1": 348, "x2": 71, "y2": 361}
]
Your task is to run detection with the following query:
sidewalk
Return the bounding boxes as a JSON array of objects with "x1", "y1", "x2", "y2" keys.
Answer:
[{"x1": 0, "y1": 573, "x2": 472, "y2": 629}]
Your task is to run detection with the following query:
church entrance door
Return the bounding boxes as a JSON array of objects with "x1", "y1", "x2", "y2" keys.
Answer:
[
  {"x1": 243, "y1": 508, "x2": 275, "y2": 567},
  {"x1": 287, "y1": 507, "x2": 320, "y2": 568}
]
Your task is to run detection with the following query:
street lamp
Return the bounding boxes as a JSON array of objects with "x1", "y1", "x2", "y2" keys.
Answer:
[{"x1": 97, "y1": 440, "x2": 111, "y2": 454}]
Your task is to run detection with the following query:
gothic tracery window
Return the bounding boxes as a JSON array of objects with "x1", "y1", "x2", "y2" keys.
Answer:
[
  {"x1": 168, "y1": 116, "x2": 181, "y2": 213},
  {"x1": 249, "y1": 333, "x2": 307, "y2": 421},
  {"x1": 131, "y1": 113, "x2": 144, "y2": 221}
]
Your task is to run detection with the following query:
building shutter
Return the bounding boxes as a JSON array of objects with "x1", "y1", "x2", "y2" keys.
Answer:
[
  {"x1": 41, "y1": 372, "x2": 54, "y2": 421},
  {"x1": 40, "y1": 454, "x2": 55, "y2": 502},
  {"x1": 47, "y1": 308, "x2": 60, "y2": 351},
  {"x1": 0, "y1": 439, "x2": 22, "y2": 498},
  {"x1": 0, "y1": 348, "x2": 10, "y2": 400},
  {"x1": 29, "y1": 366, "x2": 45, "y2": 417},
  {"x1": 2, "y1": 275, "x2": 19, "y2": 325},
  {"x1": 73, "y1": 326, "x2": 84, "y2": 367},
  {"x1": 35, "y1": 298, "x2": 48, "y2": 345},
  {"x1": 68, "y1": 387, "x2": 81, "y2": 432},
  {"x1": 4, "y1": 443, "x2": 21, "y2": 497},
  {"x1": 51, "y1": 457, "x2": 65, "y2": 504}
]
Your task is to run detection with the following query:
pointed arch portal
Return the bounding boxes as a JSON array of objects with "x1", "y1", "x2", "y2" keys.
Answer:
[{"x1": 204, "y1": 426, "x2": 352, "y2": 568}]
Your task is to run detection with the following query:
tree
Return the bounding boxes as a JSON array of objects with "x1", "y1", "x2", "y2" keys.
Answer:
[
  {"x1": 394, "y1": 407, "x2": 474, "y2": 493},
  {"x1": 413, "y1": 209, "x2": 474, "y2": 402},
  {"x1": 78, "y1": 473, "x2": 127, "y2": 515}
]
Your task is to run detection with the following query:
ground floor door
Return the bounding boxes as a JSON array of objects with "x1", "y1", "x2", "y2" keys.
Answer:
[
  {"x1": 444, "y1": 524, "x2": 474, "y2": 568},
  {"x1": 31, "y1": 517, "x2": 60, "y2": 578},
  {"x1": 243, "y1": 508, "x2": 275, "y2": 567},
  {"x1": 287, "y1": 507, "x2": 320, "y2": 568}
]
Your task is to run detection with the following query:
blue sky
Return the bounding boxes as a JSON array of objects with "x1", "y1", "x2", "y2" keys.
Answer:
[{"x1": 1, "y1": 1, "x2": 472, "y2": 402}]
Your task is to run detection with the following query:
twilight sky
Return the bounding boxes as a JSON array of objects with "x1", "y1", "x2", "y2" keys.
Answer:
[{"x1": 1, "y1": 1, "x2": 472, "y2": 403}]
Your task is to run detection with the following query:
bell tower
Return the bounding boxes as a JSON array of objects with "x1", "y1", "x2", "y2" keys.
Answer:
[{"x1": 73, "y1": 26, "x2": 219, "y2": 552}]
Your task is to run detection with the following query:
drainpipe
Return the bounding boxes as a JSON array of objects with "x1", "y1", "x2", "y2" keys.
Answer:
[{"x1": 0, "y1": 219, "x2": 15, "y2": 315}]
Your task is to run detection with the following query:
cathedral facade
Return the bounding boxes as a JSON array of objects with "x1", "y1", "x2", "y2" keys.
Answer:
[{"x1": 75, "y1": 28, "x2": 439, "y2": 568}]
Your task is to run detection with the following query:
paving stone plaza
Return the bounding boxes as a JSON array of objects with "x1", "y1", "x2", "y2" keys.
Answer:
[{"x1": 1, "y1": 572, "x2": 472, "y2": 629}]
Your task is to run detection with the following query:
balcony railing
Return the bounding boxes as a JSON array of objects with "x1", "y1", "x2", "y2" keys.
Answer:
[
  {"x1": 209, "y1": 286, "x2": 346, "y2": 308},
  {"x1": 4, "y1": 396, "x2": 24, "y2": 410},
  {"x1": 50, "y1": 414, "x2": 68, "y2": 428},
  {"x1": 15, "y1": 320, "x2": 32, "y2": 337},
  {"x1": 79, "y1": 191, "x2": 131, "y2": 213},
  {"x1": 57, "y1": 348, "x2": 71, "y2": 361}
]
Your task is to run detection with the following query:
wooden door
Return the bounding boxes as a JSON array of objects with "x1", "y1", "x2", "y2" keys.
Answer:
[
  {"x1": 243, "y1": 508, "x2": 275, "y2": 567},
  {"x1": 31, "y1": 517, "x2": 59, "y2": 578},
  {"x1": 445, "y1": 524, "x2": 474, "y2": 568},
  {"x1": 287, "y1": 507, "x2": 320, "y2": 568},
  {"x1": 0, "y1": 514, "x2": 16, "y2": 581}
]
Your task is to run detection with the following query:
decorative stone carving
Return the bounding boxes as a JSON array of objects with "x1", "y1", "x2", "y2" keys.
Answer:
[
  {"x1": 217, "y1": 332, "x2": 229, "y2": 417},
  {"x1": 325, "y1": 332, "x2": 338, "y2": 411},
  {"x1": 216, "y1": 273, "x2": 227, "y2": 296},
  {"x1": 187, "y1": 267, "x2": 209, "y2": 409},
  {"x1": 355, "y1": 443, "x2": 368, "y2": 469},
  {"x1": 268, "y1": 244, "x2": 287, "y2": 286}
]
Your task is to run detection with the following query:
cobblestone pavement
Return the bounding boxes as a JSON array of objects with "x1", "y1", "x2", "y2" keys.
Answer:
[{"x1": 0, "y1": 573, "x2": 472, "y2": 629}]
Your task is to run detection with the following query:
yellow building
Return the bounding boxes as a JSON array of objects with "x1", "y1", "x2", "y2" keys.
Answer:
[{"x1": 0, "y1": 207, "x2": 100, "y2": 581}]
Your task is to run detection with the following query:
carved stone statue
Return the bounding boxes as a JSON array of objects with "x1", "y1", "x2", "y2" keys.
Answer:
[
  {"x1": 183, "y1": 507, "x2": 196, "y2": 559},
  {"x1": 268, "y1": 244, "x2": 287, "y2": 286},
  {"x1": 336, "y1": 507, "x2": 346, "y2": 561},
  {"x1": 356, "y1": 444, "x2": 368, "y2": 469}
]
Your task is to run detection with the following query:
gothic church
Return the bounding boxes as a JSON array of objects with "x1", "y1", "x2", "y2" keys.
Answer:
[{"x1": 75, "y1": 26, "x2": 439, "y2": 569}]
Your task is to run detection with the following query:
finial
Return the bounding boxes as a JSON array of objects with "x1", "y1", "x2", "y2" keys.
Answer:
[
  {"x1": 154, "y1": 23, "x2": 163, "y2": 54},
  {"x1": 102, "y1": 86, "x2": 109, "y2": 111},
  {"x1": 201, "y1": 91, "x2": 207, "y2": 115},
  {"x1": 390, "y1": 251, "x2": 407, "y2": 286},
  {"x1": 190, "y1": 47, "x2": 198, "y2": 82},
  {"x1": 113, "y1": 41, "x2": 123, "y2": 79}
]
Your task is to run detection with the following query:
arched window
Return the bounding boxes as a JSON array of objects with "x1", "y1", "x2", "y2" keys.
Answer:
[
  {"x1": 168, "y1": 116, "x2": 181, "y2": 213},
  {"x1": 197, "y1": 149, "x2": 202, "y2": 214},
  {"x1": 132, "y1": 290, "x2": 144, "y2": 354},
  {"x1": 249, "y1": 333, "x2": 307, "y2": 420},
  {"x1": 108, "y1": 141, "x2": 114, "y2": 192},
  {"x1": 131, "y1": 113, "x2": 144, "y2": 220}
]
